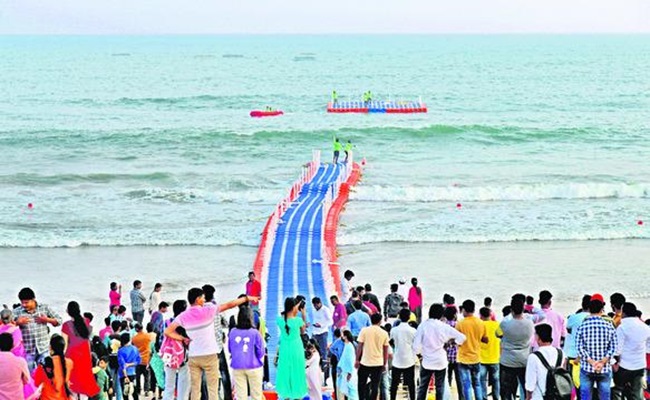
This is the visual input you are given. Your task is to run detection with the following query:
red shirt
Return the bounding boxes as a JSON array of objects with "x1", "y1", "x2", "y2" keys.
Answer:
[{"x1": 246, "y1": 280, "x2": 261, "y2": 305}]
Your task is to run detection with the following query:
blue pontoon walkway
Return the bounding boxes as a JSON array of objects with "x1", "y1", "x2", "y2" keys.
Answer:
[{"x1": 262, "y1": 161, "x2": 347, "y2": 381}]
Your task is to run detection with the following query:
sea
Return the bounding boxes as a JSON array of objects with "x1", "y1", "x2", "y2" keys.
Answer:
[{"x1": 1, "y1": 35, "x2": 649, "y2": 318}]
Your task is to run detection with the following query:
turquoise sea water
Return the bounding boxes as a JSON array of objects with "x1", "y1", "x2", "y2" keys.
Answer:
[{"x1": 1, "y1": 35, "x2": 649, "y2": 248}]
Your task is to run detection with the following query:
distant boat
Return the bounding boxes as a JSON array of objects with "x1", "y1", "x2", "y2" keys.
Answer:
[
  {"x1": 293, "y1": 55, "x2": 316, "y2": 62},
  {"x1": 250, "y1": 110, "x2": 284, "y2": 118},
  {"x1": 223, "y1": 54, "x2": 245, "y2": 58}
]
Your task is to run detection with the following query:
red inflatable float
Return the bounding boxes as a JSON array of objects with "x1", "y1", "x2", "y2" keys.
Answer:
[{"x1": 250, "y1": 110, "x2": 284, "y2": 118}]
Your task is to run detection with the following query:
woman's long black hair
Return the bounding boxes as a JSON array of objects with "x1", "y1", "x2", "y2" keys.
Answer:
[
  {"x1": 281, "y1": 297, "x2": 295, "y2": 335},
  {"x1": 44, "y1": 334, "x2": 72, "y2": 397},
  {"x1": 67, "y1": 301, "x2": 90, "y2": 339}
]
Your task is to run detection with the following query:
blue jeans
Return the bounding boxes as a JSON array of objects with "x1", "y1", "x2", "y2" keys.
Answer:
[
  {"x1": 459, "y1": 363, "x2": 483, "y2": 400},
  {"x1": 580, "y1": 370, "x2": 612, "y2": 400},
  {"x1": 480, "y1": 364, "x2": 500, "y2": 400}
]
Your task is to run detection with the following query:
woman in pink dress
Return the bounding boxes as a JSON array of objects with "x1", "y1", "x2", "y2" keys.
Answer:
[
  {"x1": 0, "y1": 308, "x2": 26, "y2": 358},
  {"x1": 61, "y1": 301, "x2": 99, "y2": 397}
]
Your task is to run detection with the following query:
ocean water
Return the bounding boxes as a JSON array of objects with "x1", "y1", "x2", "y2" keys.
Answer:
[
  {"x1": 1, "y1": 35, "x2": 648, "y2": 250},
  {"x1": 2, "y1": 35, "x2": 650, "y2": 318}
]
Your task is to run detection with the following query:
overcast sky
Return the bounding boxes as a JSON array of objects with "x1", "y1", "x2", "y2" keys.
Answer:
[{"x1": 1, "y1": 0, "x2": 649, "y2": 35}]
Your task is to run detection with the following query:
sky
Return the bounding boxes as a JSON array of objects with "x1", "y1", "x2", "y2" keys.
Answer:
[{"x1": 1, "y1": 0, "x2": 649, "y2": 35}]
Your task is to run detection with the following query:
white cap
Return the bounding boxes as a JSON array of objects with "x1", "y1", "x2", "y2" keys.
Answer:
[{"x1": 398, "y1": 277, "x2": 406, "y2": 284}]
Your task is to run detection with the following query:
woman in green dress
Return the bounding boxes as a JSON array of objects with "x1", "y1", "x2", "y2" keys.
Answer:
[{"x1": 276, "y1": 297, "x2": 308, "y2": 400}]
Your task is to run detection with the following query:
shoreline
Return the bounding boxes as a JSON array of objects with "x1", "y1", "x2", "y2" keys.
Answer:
[{"x1": 1, "y1": 238, "x2": 648, "y2": 322}]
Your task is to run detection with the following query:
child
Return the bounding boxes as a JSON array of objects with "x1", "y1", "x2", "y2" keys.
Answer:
[
  {"x1": 92, "y1": 355, "x2": 111, "y2": 400},
  {"x1": 117, "y1": 332, "x2": 141, "y2": 400},
  {"x1": 305, "y1": 343, "x2": 322, "y2": 400},
  {"x1": 524, "y1": 295, "x2": 535, "y2": 313}
]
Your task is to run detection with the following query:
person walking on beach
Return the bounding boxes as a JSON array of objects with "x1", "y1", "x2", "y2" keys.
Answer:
[
  {"x1": 110, "y1": 282, "x2": 122, "y2": 313},
  {"x1": 537, "y1": 290, "x2": 566, "y2": 348},
  {"x1": 333, "y1": 136, "x2": 343, "y2": 164},
  {"x1": 338, "y1": 330, "x2": 359, "y2": 400},
  {"x1": 356, "y1": 313, "x2": 390, "y2": 400},
  {"x1": 148, "y1": 283, "x2": 163, "y2": 316},
  {"x1": 0, "y1": 332, "x2": 30, "y2": 400},
  {"x1": 164, "y1": 287, "x2": 256, "y2": 400},
  {"x1": 0, "y1": 308, "x2": 25, "y2": 358},
  {"x1": 61, "y1": 301, "x2": 100, "y2": 398},
  {"x1": 456, "y1": 299, "x2": 488, "y2": 400},
  {"x1": 499, "y1": 297, "x2": 534, "y2": 400},
  {"x1": 246, "y1": 271, "x2": 262, "y2": 314},
  {"x1": 408, "y1": 278, "x2": 423, "y2": 323},
  {"x1": 574, "y1": 293, "x2": 618, "y2": 400},
  {"x1": 384, "y1": 284, "x2": 404, "y2": 323},
  {"x1": 414, "y1": 304, "x2": 467, "y2": 400},
  {"x1": 276, "y1": 297, "x2": 308, "y2": 400},
  {"x1": 130, "y1": 281, "x2": 146, "y2": 324},
  {"x1": 613, "y1": 302, "x2": 650, "y2": 400},
  {"x1": 479, "y1": 307, "x2": 501, "y2": 400},
  {"x1": 229, "y1": 306, "x2": 265, "y2": 400},
  {"x1": 34, "y1": 334, "x2": 74, "y2": 400},
  {"x1": 13, "y1": 287, "x2": 63, "y2": 371}
]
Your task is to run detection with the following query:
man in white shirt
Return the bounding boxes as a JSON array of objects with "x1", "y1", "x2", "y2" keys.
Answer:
[
  {"x1": 525, "y1": 324, "x2": 564, "y2": 400},
  {"x1": 414, "y1": 303, "x2": 467, "y2": 400},
  {"x1": 390, "y1": 308, "x2": 417, "y2": 400},
  {"x1": 311, "y1": 297, "x2": 333, "y2": 381},
  {"x1": 613, "y1": 302, "x2": 650, "y2": 400},
  {"x1": 343, "y1": 270, "x2": 355, "y2": 302},
  {"x1": 148, "y1": 282, "x2": 163, "y2": 315}
]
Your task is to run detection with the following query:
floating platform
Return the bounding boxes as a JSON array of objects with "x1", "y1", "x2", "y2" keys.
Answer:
[
  {"x1": 327, "y1": 100, "x2": 427, "y2": 113},
  {"x1": 252, "y1": 150, "x2": 362, "y2": 381}
]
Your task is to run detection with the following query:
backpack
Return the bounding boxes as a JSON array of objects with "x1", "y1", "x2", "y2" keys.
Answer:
[
  {"x1": 159, "y1": 336, "x2": 188, "y2": 369},
  {"x1": 533, "y1": 349, "x2": 573, "y2": 400}
]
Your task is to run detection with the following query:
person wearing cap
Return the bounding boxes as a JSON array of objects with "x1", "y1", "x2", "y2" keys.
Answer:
[
  {"x1": 0, "y1": 308, "x2": 26, "y2": 358},
  {"x1": 13, "y1": 287, "x2": 63, "y2": 371},
  {"x1": 574, "y1": 293, "x2": 618, "y2": 400},
  {"x1": 612, "y1": 302, "x2": 650, "y2": 400},
  {"x1": 537, "y1": 290, "x2": 566, "y2": 349}
]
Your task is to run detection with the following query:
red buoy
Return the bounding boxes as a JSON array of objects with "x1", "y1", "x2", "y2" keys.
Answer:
[
  {"x1": 27, "y1": 203, "x2": 33, "y2": 209},
  {"x1": 638, "y1": 220, "x2": 644, "y2": 226},
  {"x1": 456, "y1": 203, "x2": 462, "y2": 209}
]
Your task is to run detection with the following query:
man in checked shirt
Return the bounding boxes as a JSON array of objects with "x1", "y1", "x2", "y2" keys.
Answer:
[
  {"x1": 575, "y1": 293, "x2": 618, "y2": 400},
  {"x1": 12, "y1": 287, "x2": 63, "y2": 371}
]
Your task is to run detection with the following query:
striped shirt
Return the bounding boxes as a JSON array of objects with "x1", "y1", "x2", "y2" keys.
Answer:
[{"x1": 575, "y1": 315, "x2": 618, "y2": 373}]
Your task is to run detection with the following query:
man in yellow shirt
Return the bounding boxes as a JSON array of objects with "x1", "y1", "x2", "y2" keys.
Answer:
[
  {"x1": 356, "y1": 313, "x2": 389, "y2": 400},
  {"x1": 457, "y1": 300, "x2": 488, "y2": 400},
  {"x1": 479, "y1": 307, "x2": 501, "y2": 400}
]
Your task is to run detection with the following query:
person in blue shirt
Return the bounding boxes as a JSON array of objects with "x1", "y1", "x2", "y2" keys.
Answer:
[
  {"x1": 347, "y1": 300, "x2": 371, "y2": 339},
  {"x1": 117, "y1": 332, "x2": 141, "y2": 400},
  {"x1": 329, "y1": 328, "x2": 346, "y2": 397}
]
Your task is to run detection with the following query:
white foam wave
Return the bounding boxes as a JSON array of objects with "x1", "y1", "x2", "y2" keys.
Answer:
[
  {"x1": 338, "y1": 230, "x2": 649, "y2": 246},
  {"x1": 351, "y1": 182, "x2": 650, "y2": 203}
]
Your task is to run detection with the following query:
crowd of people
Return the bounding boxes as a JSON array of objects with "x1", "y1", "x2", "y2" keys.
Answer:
[{"x1": 1, "y1": 269, "x2": 650, "y2": 400}]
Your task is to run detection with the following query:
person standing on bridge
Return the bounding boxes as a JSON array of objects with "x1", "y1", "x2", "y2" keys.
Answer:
[
  {"x1": 333, "y1": 136, "x2": 343, "y2": 164},
  {"x1": 344, "y1": 140, "x2": 353, "y2": 163}
]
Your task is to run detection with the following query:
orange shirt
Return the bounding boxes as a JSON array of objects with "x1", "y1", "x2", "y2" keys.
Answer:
[
  {"x1": 132, "y1": 332, "x2": 152, "y2": 365},
  {"x1": 34, "y1": 356, "x2": 74, "y2": 400}
]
